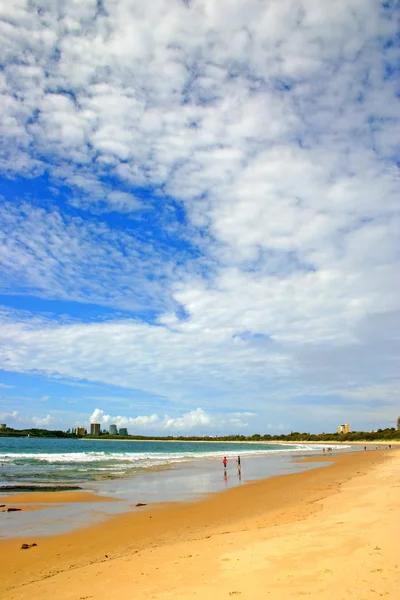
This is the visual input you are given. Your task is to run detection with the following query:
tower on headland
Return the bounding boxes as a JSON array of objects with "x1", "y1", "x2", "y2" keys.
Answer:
[{"x1": 337, "y1": 423, "x2": 351, "y2": 434}]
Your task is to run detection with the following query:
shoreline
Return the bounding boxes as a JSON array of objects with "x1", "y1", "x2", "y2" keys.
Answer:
[
  {"x1": 1, "y1": 448, "x2": 398, "y2": 599},
  {"x1": 4, "y1": 434, "x2": 399, "y2": 444},
  {"x1": 80, "y1": 437, "x2": 400, "y2": 444},
  {"x1": 0, "y1": 449, "x2": 337, "y2": 537},
  {"x1": 0, "y1": 490, "x2": 119, "y2": 505}
]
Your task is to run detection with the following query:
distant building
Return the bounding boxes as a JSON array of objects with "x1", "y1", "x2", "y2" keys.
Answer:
[
  {"x1": 337, "y1": 424, "x2": 351, "y2": 434},
  {"x1": 109, "y1": 424, "x2": 118, "y2": 435},
  {"x1": 90, "y1": 423, "x2": 101, "y2": 436},
  {"x1": 0, "y1": 424, "x2": 6, "y2": 430},
  {"x1": 119, "y1": 427, "x2": 128, "y2": 436},
  {"x1": 75, "y1": 427, "x2": 86, "y2": 436}
]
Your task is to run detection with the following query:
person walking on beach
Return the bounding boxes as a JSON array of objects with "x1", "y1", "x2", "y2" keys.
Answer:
[
  {"x1": 237, "y1": 455, "x2": 241, "y2": 467},
  {"x1": 223, "y1": 456, "x2": 228, "y2": 469}
]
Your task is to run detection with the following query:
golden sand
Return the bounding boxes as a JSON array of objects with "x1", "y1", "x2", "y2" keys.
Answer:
[{"x1": 1, "y1": 449, "x2": 398, "y2": 600}]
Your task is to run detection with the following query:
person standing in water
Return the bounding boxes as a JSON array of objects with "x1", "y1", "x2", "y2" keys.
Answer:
[{"x1": 236, "y1": 455, "x2": 241, "y2": 481}]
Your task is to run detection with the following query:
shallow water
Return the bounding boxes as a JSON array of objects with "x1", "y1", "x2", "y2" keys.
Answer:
[
  {"x1": 0, "y1": 437, "x2": 348, "y2": 486},
  {"x1": 0, "y1": 452, "x2": 339, "y2": 539},
  {"x1": 0, "y1": 437, "x2": 354, "y2": 538}
]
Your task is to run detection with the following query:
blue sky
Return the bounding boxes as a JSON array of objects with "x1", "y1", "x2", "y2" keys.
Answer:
[{"x1": 0, "y1": 0, "x2": 399, "y2": 434}]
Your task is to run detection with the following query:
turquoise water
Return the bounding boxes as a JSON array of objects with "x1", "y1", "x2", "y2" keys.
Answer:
[
  {"x1": 0, "y1": 437, "x2": 330, "y2": 487},
  {"x1": 0, "y1": 437, "x2": 350, "y2": 538}
]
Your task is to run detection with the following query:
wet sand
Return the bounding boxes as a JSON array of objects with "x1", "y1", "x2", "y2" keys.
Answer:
[
  {"x1": 0, "y1": 452, "x2": 336, "y2": 539},
  {"x1": 0, "y1": 490, "x2": 119, "y2": 505},
  {"x1": 0, "y1": 449, "x2": 398, "y2": 600}
]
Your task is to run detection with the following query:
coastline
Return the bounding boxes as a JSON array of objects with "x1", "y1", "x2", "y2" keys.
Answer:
[
  {"x1": 80, "y1": 437, "x2": 400, "y2": 444},
  {"x1": 0, "y1": 449, "x2": 336, "y2": 538},
  {"x1": 1, "y1": 448, "x2": 398, "y2": 599},
  {"x1": 0, "y1": 490, "x2": 119, "y2": 505}
]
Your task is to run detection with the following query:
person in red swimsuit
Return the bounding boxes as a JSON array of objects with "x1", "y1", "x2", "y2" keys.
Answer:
[{"x1": 223, "y1": 456, "x2": 228, "y2": 469}]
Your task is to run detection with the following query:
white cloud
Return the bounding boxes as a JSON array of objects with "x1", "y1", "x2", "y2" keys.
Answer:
[
  {"x1": 266, "y1": 424, "x2": 288, "y2": 432},
  {"x1": 163, "y1": 408, "x2": 211, "y2": 431},
  {"x1": 324, "y1": 384, "x2": 400, "y2": 403},
  {"x1": 0, "y1": 1, "x2": 398, "y2": 431},
  {"x1": 30, "y1": 414, "x2": 55, "y2": 427},
  {"x1": 0, "y1": 201, "x2": 186, "y2": 313},
  {"x1": 0, "y1": 306, "x2": 398, "y2": 421},
  {"x1": 0, "y1": 0, "x2": 397, "y2": 201},
  {"x1": 90, "y1": 407, "x2": 159, "y2": 429},
  {"x1": 106, "y1": 191, "x2": 143, "y2": 212},
  {"x1": 0, "y1": 410, "x2": 20, "y2": 423},
  {"x1": 89, "y1": 407, "x2": 251, "y2": 433},
  {"x1": 0, "y1": 311, "x2": 294, "y2": 407},
  {"x1": 0, "y1": 410, "x2": 55, "y2": 428}
]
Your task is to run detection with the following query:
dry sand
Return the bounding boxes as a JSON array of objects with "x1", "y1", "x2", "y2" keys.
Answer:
[{"x1": 1, "y1": 449, "x2": 398, "y2": 600}]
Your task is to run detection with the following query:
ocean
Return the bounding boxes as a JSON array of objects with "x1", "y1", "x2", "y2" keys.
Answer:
[
  {"x1": 0, "y1": 436, "x2": 341, "y2": 488},
  {"x1": 0, "y1": 437, "x2": 351, "y2": 537}
]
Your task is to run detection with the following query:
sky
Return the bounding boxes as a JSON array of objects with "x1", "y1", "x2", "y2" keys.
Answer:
[{"x1": 0, "y1": 0, "x2": 399, "y2": 435}]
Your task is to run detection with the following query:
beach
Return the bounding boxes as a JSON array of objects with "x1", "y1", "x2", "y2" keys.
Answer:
[
  {"x1": 2, "y1": 437, "x2": 355, "y2": 537},
  {"x1": 0, "y1": 447, "x2": 398, "y2": 599}
]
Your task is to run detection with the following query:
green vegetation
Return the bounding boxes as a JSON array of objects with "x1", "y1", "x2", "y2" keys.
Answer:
[
  {"x1": 0, "y1": 427, "x2": 75, "y2": 438},
  {"x1": 0, "y1": 426, "x2": 399, "y2": 441}
]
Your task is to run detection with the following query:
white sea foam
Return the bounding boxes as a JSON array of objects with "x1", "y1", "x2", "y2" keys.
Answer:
[{"x1": 0, "y1": 444, "x2": 350, "y2": 467}]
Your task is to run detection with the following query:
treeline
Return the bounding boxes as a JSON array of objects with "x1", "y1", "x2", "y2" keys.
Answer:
[
  {"x1": 110, "y1": 428, "x2": 399, "y2": 442},
  {"x1": 242, "y1": 428, "x2": 400, "y2": 442},
  {"x1": 0, "y1": 426, "x2": 399, "y2": 441},
  {"x1": 0, "y1": 427, "x2": 75, "y2": 438}
]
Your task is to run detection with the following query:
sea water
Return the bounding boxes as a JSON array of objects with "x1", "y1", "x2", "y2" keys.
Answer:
[
  {"x1": 0, "y1": 437, "x2": 351, "y2": 538},
  {"x1": 0, "y1": 437, "x2": 348, "y2": 487}
]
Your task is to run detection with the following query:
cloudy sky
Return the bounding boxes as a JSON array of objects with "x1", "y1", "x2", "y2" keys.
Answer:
[{"x1": 0, "y1": 0, "x2": 399, "y2": 435}]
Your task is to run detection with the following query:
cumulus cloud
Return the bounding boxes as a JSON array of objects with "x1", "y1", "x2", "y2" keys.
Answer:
[
  {"x1": 89, "y1": 407, "x2": 250, "y2": 433},
  {"x1": 90, "y1": 407, "x2": 160, "y2": 429},
  {"x1": 30, "y1": 414, "x2": 56, "y2": 427},
  {"x1": 0, "y1": 410, "x2": 55, "y2": 428},
  {"x1": 0, "y1": 410, "x2": 20, "y2": 424}
]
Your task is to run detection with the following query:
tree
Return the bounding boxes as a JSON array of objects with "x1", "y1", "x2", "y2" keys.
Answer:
[{"x1": 397, "y1": 416, "x2": 400, "y2": 430}]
